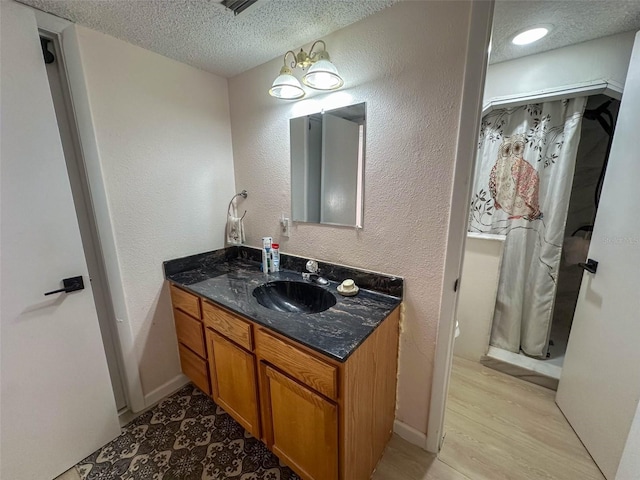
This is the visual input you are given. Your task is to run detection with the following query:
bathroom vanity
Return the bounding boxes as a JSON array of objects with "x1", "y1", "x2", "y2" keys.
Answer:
[{"x1": 164, "y1": 246, "x2": 402, "y2": 480}]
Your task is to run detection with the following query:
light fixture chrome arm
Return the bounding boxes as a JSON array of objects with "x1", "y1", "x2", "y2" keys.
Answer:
[
  {"x1": 283, "y1": 50, "x2": 297, "y2": 69},
  {"x1": 308, "y1": 40, "x2": 327, "y2": 60},
  {"x1": 295, "y1": 40, "x2": 328, "y2": 69}
]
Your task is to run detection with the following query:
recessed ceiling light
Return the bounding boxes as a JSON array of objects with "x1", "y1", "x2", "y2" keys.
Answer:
[{"x1": 512, "y1": 27, "x2": 549, "y2": 46}]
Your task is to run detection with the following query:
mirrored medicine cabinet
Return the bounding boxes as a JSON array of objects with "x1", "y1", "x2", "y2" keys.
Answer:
[{"x1": 290, "y1": 102, "x2": 365, "y2": 228}]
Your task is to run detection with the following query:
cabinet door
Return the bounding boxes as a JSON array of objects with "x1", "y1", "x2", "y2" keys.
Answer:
[
  {"x1": 178, "y1": 344, "x2": 210, "y2": 395},
  {"x1": 263, "y1": 364, "x2": 338, "y2": 480},
  {"x1": 206, "y1": 329, "x2": 260, "y2": 438}
]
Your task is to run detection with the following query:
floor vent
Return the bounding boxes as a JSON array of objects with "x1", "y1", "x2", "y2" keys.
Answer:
[{"x1": 221, "y1": 0, "x2": 259, "y2": 16}]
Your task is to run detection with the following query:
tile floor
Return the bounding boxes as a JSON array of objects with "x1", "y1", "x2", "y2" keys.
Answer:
[{"x1": 55, "y1": 356, "x2": 604, "y2": 480}]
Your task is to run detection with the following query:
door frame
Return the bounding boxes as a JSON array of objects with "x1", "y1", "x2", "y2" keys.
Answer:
[
  {"x1": 41, "y1": 29, "x2": 129, "y2": 411},
  {"x1": 427, "y1": 73, "x2": 625, "y2": 452},
  {"x1": 34, "y1": 9, "x2": 146, "y2": 412},
  {"x1": 422, "y1": 0, "x2": 494, "y2": 452}
]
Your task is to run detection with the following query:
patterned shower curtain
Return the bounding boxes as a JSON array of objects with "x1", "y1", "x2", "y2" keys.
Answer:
[{"x1": 470, "y1": 98, "x2": 586, "y2": 357}]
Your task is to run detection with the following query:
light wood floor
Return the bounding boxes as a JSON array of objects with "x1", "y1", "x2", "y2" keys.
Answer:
[
  {"x1": 437, "y1": 356, "x2": 604, "y2": 480},
  {"x1": 56, "y1": 356, "x2": 604, "y2": 480}
]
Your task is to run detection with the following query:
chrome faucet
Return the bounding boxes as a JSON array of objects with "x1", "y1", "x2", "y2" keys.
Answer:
[{"x1": 302, "y1": 260, "x2": 329, "y2": 286}]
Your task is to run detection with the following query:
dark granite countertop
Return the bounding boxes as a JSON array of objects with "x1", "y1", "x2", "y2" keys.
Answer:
[{"x1": 164, "y1": 248, "x2": 402, "y2": 362}]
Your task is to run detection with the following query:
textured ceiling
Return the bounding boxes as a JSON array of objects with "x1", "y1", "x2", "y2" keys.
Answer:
[
  {"x1": 491, "y1": 0, "x2": 640, "y2": 64},
  {"x1": 21, "y1": 0, "x2": 640, "y2": 74},
  {"x1": 19, "y1": 0, "x2": 396, "y2": 77}
]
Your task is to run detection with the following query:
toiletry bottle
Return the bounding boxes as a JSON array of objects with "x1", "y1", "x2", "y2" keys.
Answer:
[
  {"x1": 262, "y1": 237, "x2": 272, "y2": 273},
  {"x1": 271, "y1": 243, "x2": 280, "y2": 272},
  {"x1": 265, "y1": 246, "x2": 271, "y2": 273}
]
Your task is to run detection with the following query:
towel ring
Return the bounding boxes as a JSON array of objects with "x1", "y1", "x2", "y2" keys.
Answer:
[{"x1": 228, "y1": 190, "x2": 248, "y2": 220}]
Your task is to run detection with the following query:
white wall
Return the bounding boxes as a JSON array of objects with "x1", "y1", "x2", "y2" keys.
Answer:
[
  {"x1": 70, "y1": 26, "x2": 236, "y2": 406},
  {"x1": 228, "y1": 1, "x2": 474, "y2": 438},
  {"x1": 484, "y1": 31, "x2": 635, "y2": 104},
  {"x1": 454, "y1": 234, "x2": 505, "y2": 362}
]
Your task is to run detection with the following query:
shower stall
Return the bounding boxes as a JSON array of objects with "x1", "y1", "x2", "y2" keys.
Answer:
[{"x1": 457, "y1": 93, "x2": 620, "y2": 388}]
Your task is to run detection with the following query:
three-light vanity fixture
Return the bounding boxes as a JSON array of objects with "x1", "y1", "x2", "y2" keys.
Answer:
[{"x1": 269, "y1": 40, "x2": 344, "y2": 100}]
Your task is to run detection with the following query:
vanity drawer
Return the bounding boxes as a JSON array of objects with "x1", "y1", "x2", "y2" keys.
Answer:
[
  {"x1": 174, "y1": 308, "x2": 206, "y2": 358},
  {"x1": 202, "y1": 301, "x2": 253, "y2": 351},
  {"x1": 255, "y1": 328, "x2": 338, "y2": 400},
  {"x1": 170, "y1": 284, "x2": 201, "y2": 319},
  {"x1": 178, "y1": 343, "x2": 210, "y2": 395}
]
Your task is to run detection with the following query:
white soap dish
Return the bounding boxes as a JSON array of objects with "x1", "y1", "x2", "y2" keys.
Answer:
[{"x1": 337, "y1": 279, "x2": 359, "y2": 297}]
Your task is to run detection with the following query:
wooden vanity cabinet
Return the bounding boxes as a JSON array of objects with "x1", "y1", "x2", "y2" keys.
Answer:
[
  {"x1": 170, "y1": 285, "x2": 210, "y2": 395},
  {"x1": 170, "y1": 282, "x2": 400, "y2": 480},
  {"x1": 206, "y1": 328, "x2": 261, "y2": 438}
]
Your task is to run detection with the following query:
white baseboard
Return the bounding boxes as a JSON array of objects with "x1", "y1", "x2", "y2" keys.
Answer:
[
  {"x1": 143, "y1": 373, "x2": 189, "y2": 408},
  {"x1": 393, "y1": 420, "x2": 428, "y2": 450}
]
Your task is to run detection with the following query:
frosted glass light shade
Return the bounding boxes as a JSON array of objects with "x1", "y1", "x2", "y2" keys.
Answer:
[
  {"x1": 269, "y1": 69, "x2": 305, "y2": 99},
  {"x1": 302, "y1": 59, "x2": 344, "y2": 90}
]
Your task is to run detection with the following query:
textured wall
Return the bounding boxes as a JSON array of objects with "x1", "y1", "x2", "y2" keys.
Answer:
[
  {"x1": 484, "y1": 31, "x2": 635, "y2": 104},
  {"x1": 228, "y1": 1, "x2": 472, "y2": 434},
  {"x1": 75, "y1": 26, "x2": 236, "y2": 397}
]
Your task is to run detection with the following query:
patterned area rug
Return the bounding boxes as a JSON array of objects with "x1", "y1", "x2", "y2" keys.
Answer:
[{"x1": 76, "y1": 384, "x2": 300, "y2": 480}]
